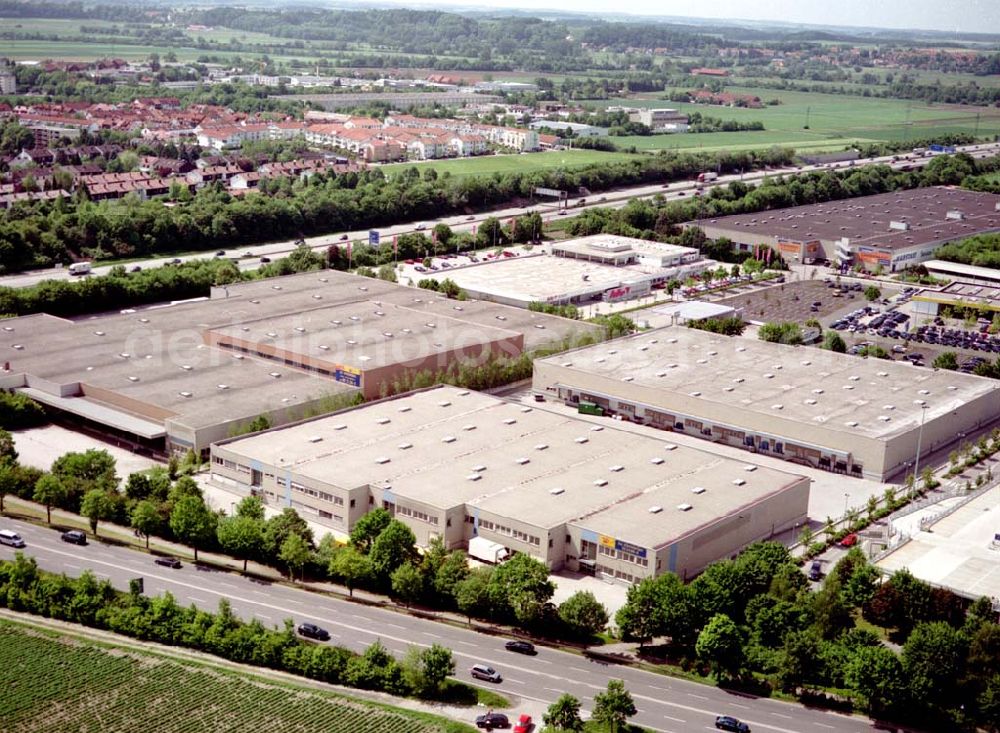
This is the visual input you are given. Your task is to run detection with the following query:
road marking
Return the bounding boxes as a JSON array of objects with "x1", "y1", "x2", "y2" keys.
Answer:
[
  {"x1": 813, "y1": 725, "x2": 836, "y2": 729},
  {"x1": 189, "y1": 596, "x2": 208, "y2": 604},
  {"x1": 385, "y1": 623, "x2": 405, "y2": 631},
  {"x1": 63, "y1": 563, "x2": 81, "y2": 570},
  {"x1": 729, "y1": 703, "x2": 750, "y2": 709},
  {"x1": 255, "y1": 613, "x2": 272, "y2": 620},
  {"x1": 663, "y1": 715, "x2": 686, "y2": 723},
  {"x1": 687, "y1": 693, "x2": 708, "y2": 700},
  {"x1": 423, "y1": 632, "x2": 441, "y2": 639},
  {"x1": 771, "y1": 713, "x2": 793, "y2": 720}
]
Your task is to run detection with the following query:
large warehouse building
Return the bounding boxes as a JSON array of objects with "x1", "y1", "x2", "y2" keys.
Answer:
[
  {"x1": 425, "y1": 235, "x2": 716, "y2": 308},
  {"x1": 211, "y1": 385, "x2": 810, "y2": 582},
  {"x1": 533, "y1": 328, "x2": 1000, "y2": 481},
  {"x1": 691, "y1": 187, "x2": 1000, "y2": 272},
  {"x1": 0, "y1": 271, "x2": 596, "y2": 456}
]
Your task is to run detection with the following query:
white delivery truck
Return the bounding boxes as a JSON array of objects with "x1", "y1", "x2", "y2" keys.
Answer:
[
  {"x1": 68, "y1": 262, "x2": 92, "y2": 276},
  {"x1": 468, "y1": 536, "x2": 510, "y2": 565}
]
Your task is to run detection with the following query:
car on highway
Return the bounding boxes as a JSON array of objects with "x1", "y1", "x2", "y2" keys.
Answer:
[
  {"x1": 715, "y1": 715, "x2": 750, "y2": 732},
  {"x1": 504, "y1": 640, "x2": 536, "y2": 655},
  {"x1": 466, "y1": 215, "x2": 476, "y2": 221},
  {"x1": 513, "y1": 714, "x2": 533, "y2": 733},
  {"x1": 475, "y1": 712, "x2": 509, "y2": 729},
  {"x1": 153, "y1": 556, "x2": 182, "y2": 569},
  {"x1": 130, "y1": 265, "x2": 142, "y2": 273},
  {"x1": 470, "y1": 663, "x2": 502, "y2": 683},
  {"x1": 60, "y1": 529, "x2": 88, "y2": 545},
  {"x1": 414, "y1": 223, "x2": 427, "y2": 230},
  {"x1": 243, "y1": 251, "x2": 254, "y2": 257},
  {"x1": 297, "y1": 623, "x2": 331, "y2": 641},
  {"x1": 0, "y1": 529, "x2": 26, "y2": 548},
  {"x1": 168, "y1": 258, "x2": 182, "y2": 265},
  {"x1": 339, "y1": 234, "x2": 349, "y2": 241},
  {"x1": 215, "y1": 250, "x2": 226, "y2": 257},
  {"x1": 260, "y1": 256, "x2": 271, "y2": 264}
]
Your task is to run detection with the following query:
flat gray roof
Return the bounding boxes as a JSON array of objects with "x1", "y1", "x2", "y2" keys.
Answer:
[
  {"x1": 537, "y1": 326, "x2": 1000, "y2": 440},
  {"x1": 0, "y1": 270, "x2": 594, "y2": 436},
  {"x1": 218, "y1": 385, "x2": 806, "y2": 544},
  {"x1": 694, "y1": 187, "x2": 1000, "y2": 252}
]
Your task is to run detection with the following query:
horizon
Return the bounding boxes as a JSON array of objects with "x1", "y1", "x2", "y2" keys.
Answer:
[{"x1": 359, "y1": 0, "x2": 1000, "y2": 36}]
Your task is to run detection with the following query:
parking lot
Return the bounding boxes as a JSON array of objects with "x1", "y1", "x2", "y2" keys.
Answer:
[{"x1": 716, "y1": 278, "x2": 869, "y2": 324}]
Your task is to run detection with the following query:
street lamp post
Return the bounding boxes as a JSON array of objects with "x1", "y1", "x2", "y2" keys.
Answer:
[
  {"x1": 843, "y1": 492, "x2": 850, "y2": 518},
  {"x1": 913, "y1": 403, "x2": 929, "y2": 488}
]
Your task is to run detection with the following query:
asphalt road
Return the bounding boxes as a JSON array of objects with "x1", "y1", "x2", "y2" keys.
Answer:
[
  {"x1": 0, "y1": 516, "x2": 882, "y2": 733},
  {"x1": 3, "y1": 142, "x2": 998, "y2": 291}
]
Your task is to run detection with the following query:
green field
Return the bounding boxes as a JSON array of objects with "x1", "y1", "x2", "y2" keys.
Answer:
[
  {"x1": 590, "y1": 87, "x2": 1000, "y2": 153},
  {"x1": 0, "y1": 620, "x2": 472, "y2": 733},
  {"x1": 384, "y1": 149, "x2": 644, "y2": 178}
]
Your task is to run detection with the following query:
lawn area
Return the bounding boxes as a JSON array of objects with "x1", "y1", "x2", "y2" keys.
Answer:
[
  {"x1": 383, "y1": 149, "x2": 644, "y2": 178},
  {"x1": 589, "y1": 87, "x2": 1000, "y2": 153},
  {"x1": 0, "y1": 619, "x2": 474, "y2": 733}
]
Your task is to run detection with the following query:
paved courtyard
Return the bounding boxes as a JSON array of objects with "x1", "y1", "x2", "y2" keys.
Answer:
[
  {"x1": 877, "y1": 485, "x2": 1000, "y2": 601},
  {"x1": 12, "y1": 424, "x2": 159, "y2": 475}
]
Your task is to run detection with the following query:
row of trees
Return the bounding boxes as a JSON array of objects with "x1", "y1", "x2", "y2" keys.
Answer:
[
  {"x1": 2, "y1": 440, "x2": 612, "y2": 640},
  {"x1": 0, "y1": 553, "x2": 457, "y2": 700},
  {"x1": 613, "y1": 541, "x2": 1000, "y2": 730},
  {"x1": 0, "y1": 146, "x2": 795, "y2": 274}
]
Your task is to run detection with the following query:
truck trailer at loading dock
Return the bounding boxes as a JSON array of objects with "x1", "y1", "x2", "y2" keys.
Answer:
[{"x1": 468, "y1": 536, "x2": 510, "y2": 564}]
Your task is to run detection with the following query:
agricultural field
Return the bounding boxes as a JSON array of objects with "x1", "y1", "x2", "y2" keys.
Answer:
[
  {"x1": 592, "y1": 87, "x2": 1000, "y2": 152},
  {"x1": 384, "y1": 149, "x2": 644, "y2": 178},
  {"x1": 0, "y1": 620, "x2": 473, "y2": 733}
]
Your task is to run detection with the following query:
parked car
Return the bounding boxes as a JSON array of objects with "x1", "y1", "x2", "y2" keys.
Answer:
[
  {"x1": 839, "y1": 533, "x2": 858, "y2": 547},
  {"x1": 471, "y1": 664, "x2": 502, "y2": 683},
  {"x1": 475, "y1": 712, "x2": 509, "y2": 729},
  {"x1": 60, "y1": 529, "x2": 88, "y2": 546},
  {"x1": 153, "y1": 556, "x2": 182, "y2": 569},
  {"x1": 715, "y1": 715, "x2": 750, "y2": 732},
  {"x1": 513, "y1": 713, "x2": 533, "y2": 733},
  {"x1": 505, "y1": 640, "x2": 537, "y2": 655},
  {"x1": 808, "y1": 560, "x2": 822, "y2": 581},
  {"x1": 297, "y1": 623, "x2": 331, "y2": 641}
]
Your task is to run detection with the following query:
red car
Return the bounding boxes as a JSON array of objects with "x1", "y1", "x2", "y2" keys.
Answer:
[
  {"x1": 839, "y1": 533, "x2": 858, "y2": 547},
  {"x1": 514, "y1": 714, "x2": 532, "y2": 733}
]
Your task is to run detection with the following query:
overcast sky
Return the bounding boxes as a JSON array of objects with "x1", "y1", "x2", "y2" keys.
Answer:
[{"x1": 422, "y1": 0, "x2": 1000, "y2": 34}]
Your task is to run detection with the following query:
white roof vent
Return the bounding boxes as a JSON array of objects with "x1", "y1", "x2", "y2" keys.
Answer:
[
  {"x1": 179, "y1": 391, "x2": 192, "y2": 398},
  {"x1": 690, "y1": 391, "x2": 702, "y2": 397},
  {"x1": 535, "y1": 443, "x2": 549, "y2": 451},
  {"x1": 217, "y1": 384, "x2": 229, "y2": 390},
  {"x1": 914, "y1": 399, "x2": 927, "y2": 406},
  {"x1": 764, "y1": 373, "x2": 774, "y2": 379},
  {"x1": 732, "y1": 478, "x2": 746, "y2": 486},
  {"x1": 376, "y1": 417, "x2": 390, "y2": 425},
  {"x1": 375, "y1": 456, "x2": 391, "y2": 465},
  {"x1": 398, "y1": 406, "x2": 412, "y2": 413},
  {"x1": 549, "y1": 487, "x2": 565, "y2": 495},
  {"x1": 307, "y1": 435, "x2": 322, "y2": 443},
  {"x1": 697, "y1": 359, "x2": 708, "y2": 365},
  {"x1": 609, "y1": 465, "x2": 624, "y2": 472},
  {"x1": 877, "y1": 371, "x2": 889, "y2": 377},
  {"x1": 575, "y1": 436, "x2": 589, "y2": 444},
  {"x1": 650, "y1": 457, "x2": 664, "y2": 465},
  {"x1": 744, "y1": 465, "x2": 757, "y2": 472},
  {"x1": 94, "y1": 330, "x2": 105, "y2": 336},
  {"x1": 733, "y1": 377, "x2": 745, "y2": 384},
  {"x1": 438, "y1": 400, "x2": 451, "y2": 407},
  {"x1": 843, "y1": 385, "x2": 854, "y2": 391},
  {"x1": 441, "y1": 435, "x2": 457, "y2": 443},
  {"x1": 656, "y1": 370, "x2": 668, "y2": 377},
  {"x1": 691, "y1": 486, "x2": 706, "y2": 494},
  {"x1": 463, "y1": 424, "x2": 477, "y2": 431},
  {"x1": 771, "y1": 404, "x2": 783, "y2": 410},
  {"x1": 812, "y1": 388, "x2": 823, "y2": 394},
  {"x1": 521, "y1": 406, "x2": 533, "y2": 413},
  {"x1": 724, "y1": 386, "x2": 735, "y2": 393},
  {"x1": 472, "y1": 465, "x2": 486, "y2": 473},
  {"x1": 398, "y1": 442, "x2": 412, "y2": 450},
  {"x1": 805, "y1": 399, "x2": 817, "y2": 405},
  {"x1": 878, "y1": 415, "x2": 892, "y2": 422},
  {"x1": 648, "y1": 506, "x2": 663, "y2": 514},
  {"x1": 677, "y1": 503, "x2": 692, "y2": 512},
  {"x1": 591, "y1": 425, "x2": 604, "y2": 432},
  {"x1": 849, "y1": 375, "x2": 860, "y2": 381},
  {"x1": 333, "y1": 423, "x2": 347, "y2": 430},
  {"x1": 918, "y1": 389, "x2": 930, "y2": 395},
  {"x1": 467, "y1": 473, "x2": 482, "y2": 481},
  {"x1": 127, "y1": 376, "x2": 139, "y2": 382},
  {"x1": 593, "y1": 479, "x2": 608, "y2": 487},
  {"x1": 664, "y1": 443, "x2": 676, "y2": 451},
  {"x1": 845, "y1": 420, "x2": 858, "y2": 427},
  {"x1": 319, "y1": 344, "x2": 330, "y2": 350},
  {"x1": 294, "y1": 326, "x2": 306, "y2": 333},
  {"x1": 801, "y1": 360, "x2": 811, "y2": 366},
  {"x1": 515, "y1": 457, "x2": 530, "y2": 465},
  {"x1": 882, "y1": 404, "x2": 895, "y2": 411},
  {"x1": 232, "y1": 354, "x2": 244, "y2": 360},
  {"x1": 181, "y1": 364, "x2": 193, "y2": 371},
  {"x1": 503, "y1": 418, "x2": 517, "y2": 425},
  {"x1": 269, "y1": 372, "x2": 281, "y2": 378},
  {"x1": 622, "y1": 376, "x2": 634, "y2": 382}
]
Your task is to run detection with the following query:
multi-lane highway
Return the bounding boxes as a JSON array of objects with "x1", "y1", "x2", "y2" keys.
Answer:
[
  {"x1": 0, "y1": 516, "x2": 880, "y2": 733},
  {"x1": 3, "y1": 142, "x2": 998, "y2": 291}
]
